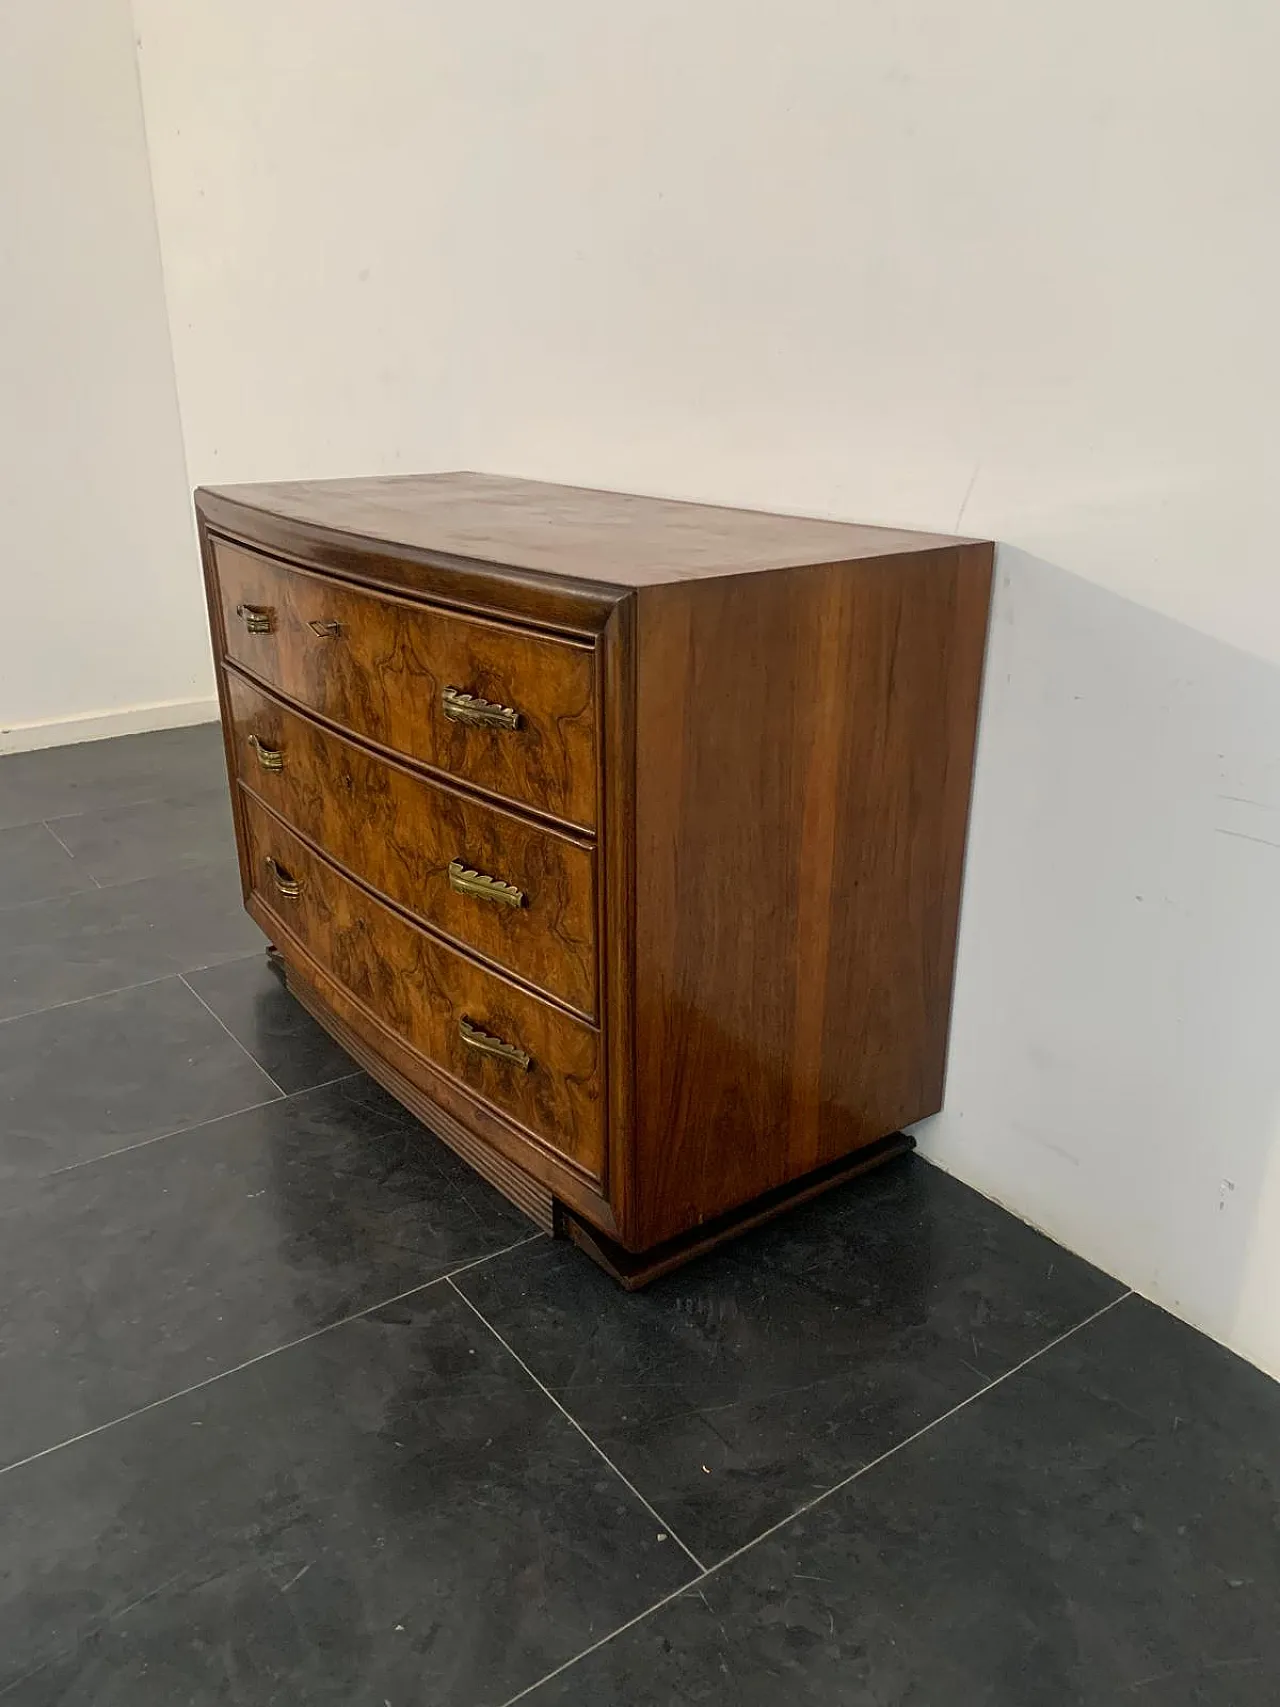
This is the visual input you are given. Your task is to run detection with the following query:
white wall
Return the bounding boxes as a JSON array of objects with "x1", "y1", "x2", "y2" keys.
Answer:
[
  {"x1": 946, "y1": 556, "x2": 1280, "y2": 1377},
  {"x1": 131, "y1": 6, "x2": 464, "y2": 486},
  {"x1": 133, "y1": 2, "x2": 1280, "y2": 1375},
  {"x1": 0, "y1": 0, "x2": 213, "y2": 751}
]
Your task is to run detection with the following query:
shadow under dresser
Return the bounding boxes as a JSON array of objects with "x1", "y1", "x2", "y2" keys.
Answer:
[{"x1": 196, "y1": 471, "x2": 992, "y2": 1285}]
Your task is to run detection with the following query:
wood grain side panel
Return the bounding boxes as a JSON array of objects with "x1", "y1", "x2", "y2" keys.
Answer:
[
  {"x1": 226, "y1": 670, "x2": 597, "y2": 1017},
  {"x1": 212, "y1": 538, "x2": 598, "y2": 829},
  {"x1": 629, "y1": 546, "x2": 993, "y2": 1248},
  {"x1": 821, "y1": 547, "x2": 994, "y2": 1149},
  {"x1": 241, "y1": 796, "x2": 604, "y2": 1184}
]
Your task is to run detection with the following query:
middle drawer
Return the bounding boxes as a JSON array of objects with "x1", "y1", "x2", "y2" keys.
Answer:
[{"x1": 226, "y1": 670, "x2": 598, "y2": 1017}]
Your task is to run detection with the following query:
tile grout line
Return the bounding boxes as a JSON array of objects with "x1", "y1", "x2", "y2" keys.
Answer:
[
  {"x1": 0, "y1": 1233, "x2": 546, "y2": 1481},
  {"x1": 0, "y1": 851, "x2": 243, "y2": 924},
  {"x1": 39, "y1": 819, "x2": 82, "y2": 863},
  {"x1": 493, "y1": 1287, "x2": 1136, "y2": 1707},
  {"x1": 40, "y1": 1068, "x2": 392, "y2": 1179},
  {"x1": 43, "y1": 1094, "x2": 288, "y2": 1178},
  {"x1": 445, "y1": 1231, "x2": 544, "y2": 1280},
  {"x1": 691, "y1": 1287, "x2": 1137, "y2": 1573},
  {"x1": 178, "y1": 972, "x2": 288, "y2": 1098},
  {"x1": 75, "y1": 854, "x2": 241, "y2": 898},
  {"x1": 447, "y1": 1277, "x2": 707, "y2": 1576},
  {"x1": 291, "y1": 1067, "x2": 376, "y2": 1095},
  {"x1": 38, "y1": 786, "x2": 208, "y2": 830},
  {"x1": 0, "y1": 951, "x2": 264, "y2": 1031},
  {"x1": 0, "y1": 797, "x2": 168, "y2": 839},
  {"x1": 0, "y1": 972, "x2": 175, "y2": 1029}
]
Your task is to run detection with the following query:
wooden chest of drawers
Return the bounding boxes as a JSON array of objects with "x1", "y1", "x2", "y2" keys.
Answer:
[{"x1": 197, "y1": 473, "x2": 992, "y2": 1284}]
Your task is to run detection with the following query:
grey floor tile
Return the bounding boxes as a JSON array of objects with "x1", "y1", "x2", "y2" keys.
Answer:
[
  {"x1": 185, "y1": 954, "x2": 355, "y2": 1094},
  {"x1": 0, "y1": 822, "x2": 94, "y2": 908},
  {"x1": 458, "y1": 1156, "x2": 1126, "y2": 1561},
  {"x1": 47, "y1": 788, "x2": 238, "y2": 887},
  {"x1": 0, "y1": 723, "x2": 226, "y2": 831},
  {"x1": 0, "y1": 976, "x2": 278, "y2": 1179},
  {"x1": 0, "y1": 1284, "x2": 695, "y2": 1706},
  {"x1": 0, "y1": 1075, "x2": 534, "y2": 1469},
  {"x1": 0, "y1": 862, "x2": 261, "y2": 1021},
  {"x1": 523, "y1": 1296, "x2": 1280, "y2": 1707}
]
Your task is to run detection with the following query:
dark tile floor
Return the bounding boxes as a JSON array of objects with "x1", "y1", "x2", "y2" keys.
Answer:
[{"x1": 1, "y1": 725, "x2": 1277, "y2": 1706}]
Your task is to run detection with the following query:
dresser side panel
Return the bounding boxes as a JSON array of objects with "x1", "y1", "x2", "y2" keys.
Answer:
[{"x1": 629, "y1": 546, "x2": 994, "y2": 1249}]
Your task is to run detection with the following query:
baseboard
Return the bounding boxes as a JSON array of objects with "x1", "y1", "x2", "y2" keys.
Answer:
[{"x1": 0, "y1": 697, "x2": 220, "y2": 756}]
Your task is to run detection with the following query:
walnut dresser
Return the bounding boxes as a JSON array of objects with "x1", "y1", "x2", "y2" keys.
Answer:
[{"x1": 197, "y1": 473, "x2": 993, "y2": 1285}]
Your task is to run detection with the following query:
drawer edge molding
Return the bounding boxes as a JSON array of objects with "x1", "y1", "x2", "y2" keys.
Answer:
[
  {"x1": 223, "y1": 660, "x2": 599, "y2": 842},
  {"x1": 211, "y1": 536, "x2": 599, "y2": 828},
  {"x1": 237, "y1": 783, "x2": 602, "y2": 1029},
  {"x1": 225, "y1": 667, "x2": 598, "y2": 1015},
  {"x1": 197, "y1": 507, "x2": 630, "y2": 639},
  {"x1": 206, "y1": 531, "x2": 600, "y2": 652}
]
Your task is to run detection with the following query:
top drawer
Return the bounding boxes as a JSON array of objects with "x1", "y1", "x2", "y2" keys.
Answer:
[{"x1": 212, "y1": 539, "x2": 598, "y2": 829}]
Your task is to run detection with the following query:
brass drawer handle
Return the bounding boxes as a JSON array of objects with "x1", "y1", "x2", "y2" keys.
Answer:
[
  {"x1": 264, "y1": 856, "x2": 303, "y2": 899},
  {"x1": 308, "y1": 619, "x2": 343, "y2": 638},
  {"x1": 442, "y1": 686, "x2": 521, "y2": 731},
  {"x1": 246, "y1": 734, "x2": 284, "y2": 772},
  {"x1": 448, "y1": 859, "x2": 525, "y2": 909},
  {"x1": 236, "y1": 603, "x2": 274, "y2": 634},
  {"x1": 458, "y1": 1015, "x2": 532, "y2": 1071}
]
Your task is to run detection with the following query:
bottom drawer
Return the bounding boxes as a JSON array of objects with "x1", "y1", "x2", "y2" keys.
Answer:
[{"x1": 241, "y1": 794, "x2": 604, "y2": 1183}]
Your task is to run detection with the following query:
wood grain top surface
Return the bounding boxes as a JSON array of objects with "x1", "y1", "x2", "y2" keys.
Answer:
[{"x1": 201, "y1": 471, "x2": 980, "y2": 587}]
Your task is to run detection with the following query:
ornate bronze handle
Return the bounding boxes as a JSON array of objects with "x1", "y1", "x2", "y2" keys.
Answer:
[
  {"x1": 236, "y1": 603, "x2": 274, "y2": 634},
  {"x1": 458, "y1": 1015, "x2": 532, "y2": 1071},
  {"x1": 308, "y1": 619, "x2": 343, "y2": 638},
  {"x1": 246, "y1": 734, "x2": 284, "y2": 772},
  {"x1": 447, "y1": 859, "x2": 525, "y2": 909},
  {"x1": 264, "y1": 856, "x2": 303, "y2": 899},
  {"x1": 441, "y1": 686, "x2": 521, "y2": 731}
]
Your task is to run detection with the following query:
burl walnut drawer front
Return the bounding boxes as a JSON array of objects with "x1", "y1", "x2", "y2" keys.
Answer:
[
  {"x1": 226, "y1": 670, "x2": 598, "y2": 1017},
  {"x1": 213, "y1": 538, "x2": 598, "y2": 829},
  {"x1": 241, "y1": 794, "x2": 604, "y2": 1183}
]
